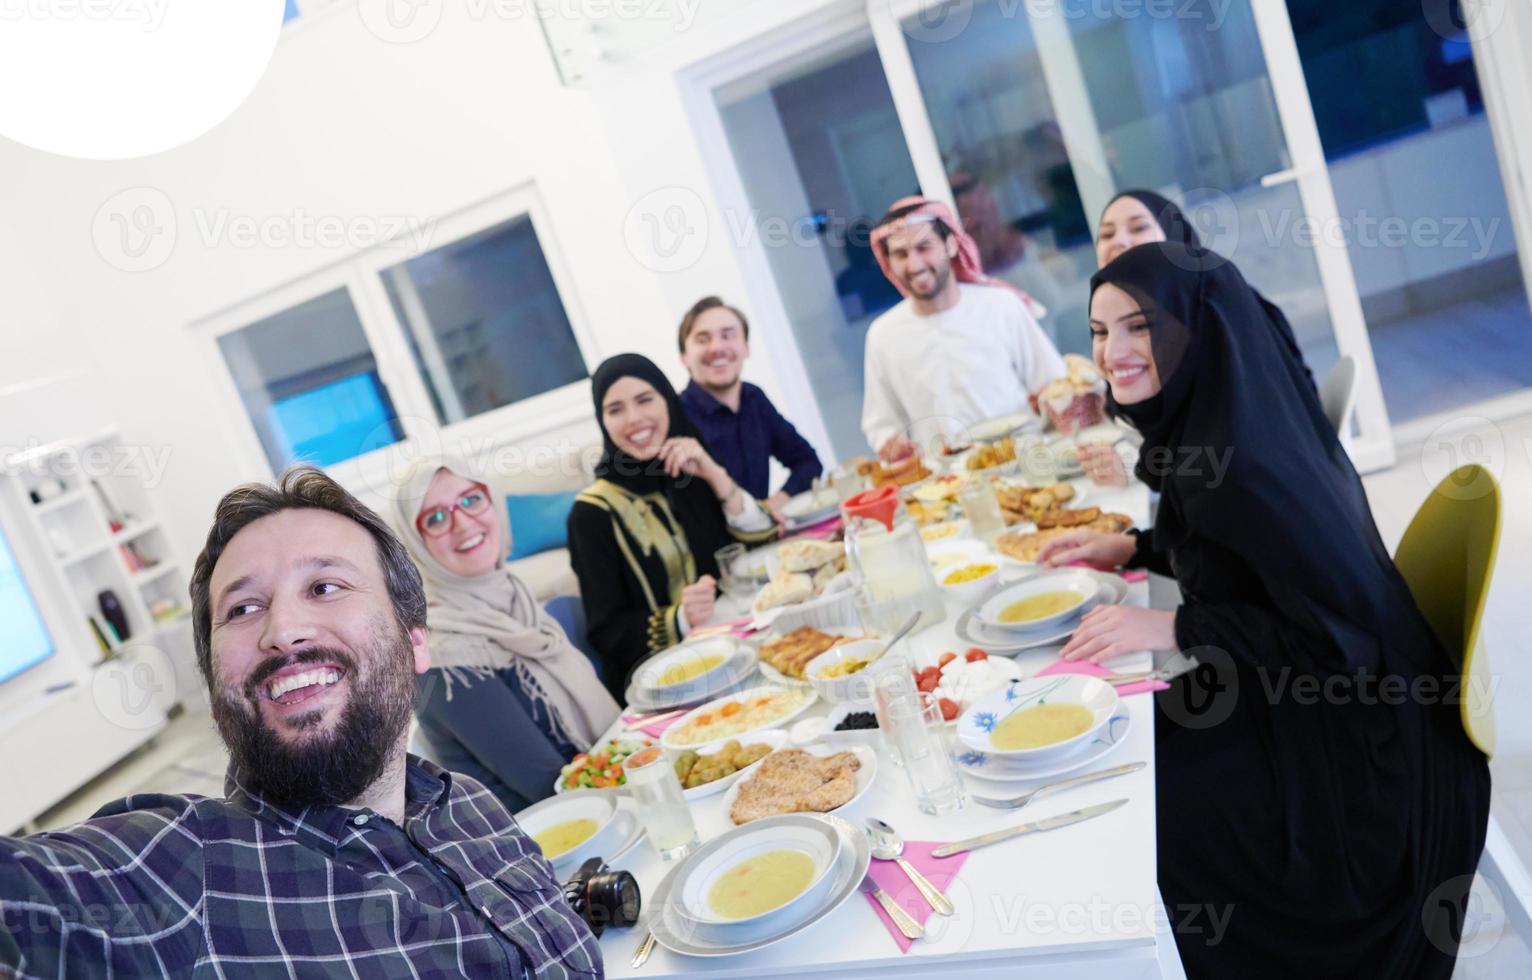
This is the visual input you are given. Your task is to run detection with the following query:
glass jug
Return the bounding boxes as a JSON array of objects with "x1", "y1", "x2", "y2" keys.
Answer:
[{"x1": 840, "y1": 486, "x2": 945, "y2": 634}]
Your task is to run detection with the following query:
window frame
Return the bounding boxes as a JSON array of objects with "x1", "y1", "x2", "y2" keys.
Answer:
[{"x1": 191, "y1": 184, "x2": 601, "y2": 486}]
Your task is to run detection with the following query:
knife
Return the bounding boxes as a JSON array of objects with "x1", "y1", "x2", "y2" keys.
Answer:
[{"x1": 931, "y1": 798, "x2": 1128, "y2": 858}]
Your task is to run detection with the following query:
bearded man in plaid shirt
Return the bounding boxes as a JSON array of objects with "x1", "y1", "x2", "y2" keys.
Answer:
[{"x1": 0, "y1": 468, "x2": 604, "y2": 979}]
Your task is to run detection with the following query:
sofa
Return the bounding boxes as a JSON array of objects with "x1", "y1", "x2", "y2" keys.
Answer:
[{"x1": 491, "y1": 443, "x2": 599, "y2": 601}]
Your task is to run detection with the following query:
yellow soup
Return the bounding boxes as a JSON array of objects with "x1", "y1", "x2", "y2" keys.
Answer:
[
  {"x1": 656, "y1": 653, "x2": 725, "y2": 688},
  {"x1": 708, "y1": 849, "x2": 818, "y2": 921},
  {"x1": 998, "y1": 589, "x2": 1083, "y2": 624},
  {"x1": 990, "y1": 703, "x2": 1094, "y2": 751},
  {"x1": 533, "y1": 818, "x2": 600, "y2": 859}
]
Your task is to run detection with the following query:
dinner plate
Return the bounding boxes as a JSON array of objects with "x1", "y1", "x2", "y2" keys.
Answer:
[
  {"x1": 624, "y1": 646, "x2": 762, "y2": 713},
  {"x1": 975, "y1": 570, "x2": 1100, "y2": 632},
  {"x1": 752, "y1": 625, "x2": 867, "y2": 690},
  {"x1": 672, "y1": 814, "x2": 844, "y2": 928},
  {"x1": 514, "y1": 791, "x2": 647, "y2": 872},
  {"x1": 955, "y1": 571, "x2": 1127, "y2": 652},
  {"x1": 719, "y1": 743, "x2": 878, "y2": 826},
  {"x1": 629, "y1": 637, "x2": 755, "y2": 707},
  {"x1": 957, "y1": 675, "x2": 1118, "y2": 762},
  {"x1": 647, "y1": 813, "x2": 872, "y2": 958},
  {"x1": 677, "y1": 729, "x2": 790, "y2": 802},
  {"x1": 659, "y1": 684, "x2": 820, "y2": 751},
  {"x1": 969, "y1": 411, "x2": 1041, "y2": 442},
  {"x1": 907, "y1": 653, "x2": 1025, "y2": 726},
  {"x1": 955, "y1": 710, "x2": 1132, "y2": 784},
  {"x1": 625, "y1": 668, "x2": 761, "y2": 716},
  {"x1": 780, "y1": 489, "x2": 841, "y2": 530}
]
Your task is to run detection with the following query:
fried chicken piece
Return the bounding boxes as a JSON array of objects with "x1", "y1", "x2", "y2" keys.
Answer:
[{"x1": 1035, "y1": 506, "x2": 1101, "y2": 529}]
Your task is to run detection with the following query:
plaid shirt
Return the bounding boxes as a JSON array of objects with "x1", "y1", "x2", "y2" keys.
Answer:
[{"x1": 0, "y1": 756, "x2": 603, "y2": 979}]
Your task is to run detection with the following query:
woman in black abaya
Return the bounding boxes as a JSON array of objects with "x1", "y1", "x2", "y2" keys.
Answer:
[
  {"x1": 1038, "y1": 243, "x2": 1490, "y2": 978},
  {"x1": 568, "y1": 354, "x2": 778, "y2": 699}
]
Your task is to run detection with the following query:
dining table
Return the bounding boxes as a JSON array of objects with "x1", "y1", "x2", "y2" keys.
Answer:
[{"x1": 594, "y1": 480, "x2": 1188, "y2": 980}]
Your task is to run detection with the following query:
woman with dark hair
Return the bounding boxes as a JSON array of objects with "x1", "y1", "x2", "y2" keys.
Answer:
[
  {"x1": 568, "y1": 354, "x2": 778, "y2": 698},
  {"x1": 1096, "y1": 189, "x2": 1314, "y2": 387},
  {"x1": 1037, "y1": 242, "x2": 1490, "y2": 978}
]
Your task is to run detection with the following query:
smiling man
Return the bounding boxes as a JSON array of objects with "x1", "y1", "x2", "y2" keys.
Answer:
[
  {"x1": 0, "y1": 468, "x2": 602, "y2": 979},
  {"x1": 675, "y1": 296, "x2": 822, "y2": 512},
  {"x1": 863, "y1": 198, "x2": 1065, "y2": 460}
]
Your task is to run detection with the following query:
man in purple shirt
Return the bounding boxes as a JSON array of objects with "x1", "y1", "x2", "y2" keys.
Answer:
[{"x1": 676, "y1": 297, "x2": 823, "y2": 513}]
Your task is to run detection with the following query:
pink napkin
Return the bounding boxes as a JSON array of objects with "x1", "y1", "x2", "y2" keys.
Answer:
[
  {"x1": 1036, "y1": 657, "x2": 1168, "y2": 697},
  {"x1": 789, "y1": 515, "x2": 842, "y2": 540},
  {"x1": 862, "y1": 841, "x2": 970, "y2": 953},
  {"x1": 619, "y1": 712, "x2": 686, "y2": 740}
]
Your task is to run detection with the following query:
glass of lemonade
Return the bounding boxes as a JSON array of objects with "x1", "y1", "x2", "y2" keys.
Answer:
[{"x1": 623, "y1": 747, "x2": 699, "y2": 861}]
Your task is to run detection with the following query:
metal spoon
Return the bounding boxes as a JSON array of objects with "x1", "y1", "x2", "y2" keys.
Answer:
[
  {"x1": 875, "y1": 611, "x2": 923, "y2": 658},
  {"x1": 865, "y1": 818, "x2": 954, "y2": 916}
]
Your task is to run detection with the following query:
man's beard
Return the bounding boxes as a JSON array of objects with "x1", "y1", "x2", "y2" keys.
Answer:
[
  {"x1": 906, "y1": 262, "x2": 951, "y2": 300},
  {"x1": 212, "y1": 617, "x2": 416, "y2": 809}
]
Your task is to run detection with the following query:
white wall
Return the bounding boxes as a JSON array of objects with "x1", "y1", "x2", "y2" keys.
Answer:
[{"x1": 0, "y1": 2, "x2": 831, "y2": 573}]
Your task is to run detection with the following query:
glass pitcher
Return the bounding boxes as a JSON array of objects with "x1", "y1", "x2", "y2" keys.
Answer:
[{"x1": 840, "y1": 486, "x2": 945, "y2": 634}]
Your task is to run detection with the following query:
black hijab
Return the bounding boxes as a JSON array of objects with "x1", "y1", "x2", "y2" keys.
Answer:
[
  {"x1": 1103, "y1": 190, "x2": 1315, "y2": 388},
  {"x1": 588, "y1": 353, "x2": 734, "y2": 579},
  {"x1": 1091, "y1": 243, "x2": 1440, "y2": 675}
]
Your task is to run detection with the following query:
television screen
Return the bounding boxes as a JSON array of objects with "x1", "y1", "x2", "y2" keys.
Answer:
[{"x1": 0, "y1": 524, "x2": 54, "y2": 684}]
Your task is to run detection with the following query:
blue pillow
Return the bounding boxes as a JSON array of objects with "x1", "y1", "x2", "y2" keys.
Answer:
[{"x1": 505, "y1": 491, "x2": 579, "y2": 560}]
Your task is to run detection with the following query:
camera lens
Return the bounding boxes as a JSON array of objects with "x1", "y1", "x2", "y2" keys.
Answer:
[{"x1": 582, "y1": 869, "x2": 641, "y2": 931}]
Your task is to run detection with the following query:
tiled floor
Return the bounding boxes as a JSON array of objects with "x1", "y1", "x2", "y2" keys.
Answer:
[{"x1": 24, "y1": 413, "x2": 1532, "y2": 974}]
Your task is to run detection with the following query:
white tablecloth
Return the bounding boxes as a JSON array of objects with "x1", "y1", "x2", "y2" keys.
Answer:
[{"x1": 596, "y1": 483, "x2": 1186, "y2": 979}]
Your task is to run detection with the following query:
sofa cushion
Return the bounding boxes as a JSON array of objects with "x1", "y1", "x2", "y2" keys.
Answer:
[
  {"x1": 506, "y1": 490, "x2": 579, "y2": 560},
  {"x1": 507, "y1": 548, "x2": 579, "y2": 601}
]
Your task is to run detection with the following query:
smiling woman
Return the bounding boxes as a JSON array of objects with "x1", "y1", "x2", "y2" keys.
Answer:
[{"x1": 568, "y1": 354, "x2": 778, "y2": 698}]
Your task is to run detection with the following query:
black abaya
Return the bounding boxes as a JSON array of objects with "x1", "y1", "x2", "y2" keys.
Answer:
[{"x1": 1093, "y1": 243, "x2": 1490, "y2": 978}]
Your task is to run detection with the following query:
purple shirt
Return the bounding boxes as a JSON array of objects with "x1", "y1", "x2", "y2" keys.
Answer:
[{"x1": 680, "y1": 380, "x2": 822, "y2": 500}]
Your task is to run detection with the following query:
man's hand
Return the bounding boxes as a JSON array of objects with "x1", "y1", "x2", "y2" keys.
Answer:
[
  {"x1": 680, "y1": 575, "x2": 718, "y2": 630},
  {"x1": 878, "y1": 433, "x2": 917, "y2": 463}
]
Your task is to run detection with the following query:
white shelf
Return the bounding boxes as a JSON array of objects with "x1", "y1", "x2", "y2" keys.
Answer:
[
  {"x1": 59, "y1": 540, "x2": 114, "y2": 568},
  {"x1": 31, "y1": 488, "x2": 90, "y2": 516},
  {"x1": 133, "y1": 563, "x2": 179, "y2": 585},
  {"x1": 112, "y1": 520, "x2": 159, "y2": 543}
]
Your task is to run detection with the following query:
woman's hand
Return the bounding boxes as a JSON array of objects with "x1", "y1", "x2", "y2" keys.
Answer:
[
  {"x1": 1078, "y1": 443, "x2": 1129, "y2": 487},
  {"x1": 1058, "y1": 606, "x2": 1178, "y2": 663},
  {"x1": 1035, "y1": 530, "x2": 1137, "y2": 569},
  {"x1": 680, "y1": 575, "x2": 718, "y2": 630},
  {"x1": 659, "y1": 437, "x2": 726, "y2": 488}
]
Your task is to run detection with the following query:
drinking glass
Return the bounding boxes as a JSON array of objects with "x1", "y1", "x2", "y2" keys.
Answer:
[
  {"x1": 958, "y1": 478, "x2": 1006, "y2": 544},
  {"x1": 714, "y1": 543, "x2": 748, "y2": 600},
  {"x1": 622, "y1": 747, "x2": 699, "y2": 861},
  {"x1": 868, "y1": 658, "x2": 966, "y2": 815}
]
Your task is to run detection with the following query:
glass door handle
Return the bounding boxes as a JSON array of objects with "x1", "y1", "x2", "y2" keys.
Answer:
[{"x1": 1259, "y1": 166, "x2": 1312, "y2": 189}]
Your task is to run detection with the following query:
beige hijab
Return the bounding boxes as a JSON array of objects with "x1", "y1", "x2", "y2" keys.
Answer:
[{"x1": 391, "y1": 455, "x2": 619, "y2": 750}]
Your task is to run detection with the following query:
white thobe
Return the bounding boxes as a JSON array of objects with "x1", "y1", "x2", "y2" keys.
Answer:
[{"x1": 861, "y1": 283, "x2": 1067, "y2": 453}]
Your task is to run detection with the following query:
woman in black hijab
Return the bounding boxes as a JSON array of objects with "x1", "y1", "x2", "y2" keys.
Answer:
[
  {"x1": 1097, "y1": 189, "x2": 1314, "y2": 388},
  {"x1": 1039, "y1": 243, "x2": 1490, "y2": 978},
  {"x1": 568, "y1": 354, "x2": 778, "y2": 698}
]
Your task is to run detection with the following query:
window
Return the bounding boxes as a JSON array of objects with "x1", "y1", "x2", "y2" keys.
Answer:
[
  {"x1": 380, "y1": 216, "x2": 588, "y2": 426},
  {"x1": 217, "y1": 289, "x2": 404, "y2": 470}
]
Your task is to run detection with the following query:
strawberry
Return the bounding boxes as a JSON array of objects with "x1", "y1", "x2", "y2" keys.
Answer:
[
  {"x1": 938, "y1": 652, "x2": 957, "y2": 669},
  {"x1": 964, "y1": 648, "x2": 989, "y2": 662}
]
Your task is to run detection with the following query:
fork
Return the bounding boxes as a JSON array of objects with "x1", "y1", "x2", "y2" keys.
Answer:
[{"x1": 973, "y1": 761, "x2": 1146, "y2": 811}]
